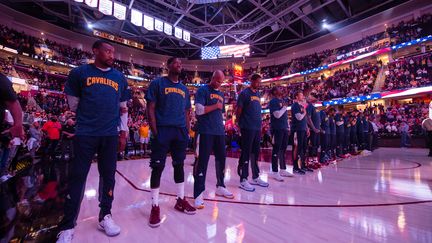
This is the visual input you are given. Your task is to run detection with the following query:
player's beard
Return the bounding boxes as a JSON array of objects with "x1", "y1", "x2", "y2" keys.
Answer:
[
  {"x1": 170, "y1": 69, "x2": 181, "y2": 77},
  {"x1": 104, "y1": 59, "x2": 114, "y2": 67}
]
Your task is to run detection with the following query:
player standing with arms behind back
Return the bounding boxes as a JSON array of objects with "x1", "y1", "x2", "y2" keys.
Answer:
[
  {"x1": 236, "y1": 74, "x2": 269, "y2": 192},
  {"x1": 145, "y1": 57, "x2": 196, "y2": 228}
]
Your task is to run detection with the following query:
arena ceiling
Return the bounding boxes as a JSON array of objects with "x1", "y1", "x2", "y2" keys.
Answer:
[{"x1": 2, "y1": 0, "x2": 408, "y2": 59}]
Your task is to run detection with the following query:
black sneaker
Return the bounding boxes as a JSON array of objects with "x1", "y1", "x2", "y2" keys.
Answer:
[
  {"x1": 293, "y1": 169, "x2": 305, "y2": 175},
  {"x1": 303, "y1": 167, "x2": 313, "y2": 172}
]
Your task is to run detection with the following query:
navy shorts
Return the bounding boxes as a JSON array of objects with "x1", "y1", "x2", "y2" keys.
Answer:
[{"x1": 150, "y1": 126, "x2": 189, "y2": 168}]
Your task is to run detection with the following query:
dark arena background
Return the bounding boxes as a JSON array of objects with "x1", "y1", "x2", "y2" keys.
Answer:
[{"x1": 0, "y1": 0, "x2": 431, "y2": 242}]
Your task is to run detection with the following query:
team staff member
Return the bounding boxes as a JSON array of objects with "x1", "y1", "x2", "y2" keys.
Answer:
[
  {"x1": 268, "y1": 86, "x2": 293, "y2": 182},
  {"x1": 291, "y1": 91, "x2": 312, "y2": 174},
  {"x1": 193, "y1": 70, "x2": 234, "y2": 209},
  {"x1": 236, "y1": 74, "x2": 269, "y2": 192},
  {"x1": 57, "y1": 40, "x2": 128, "y2": 243},
  {"x1": 422, "y1": 116, "x2": 432, "y2": 157},
  {"x1": 306, "y1": 93, "x2": 321, "y2": 168},
  {"x1": 146, "y1": 57, "x2": 196, "y2": 228}
]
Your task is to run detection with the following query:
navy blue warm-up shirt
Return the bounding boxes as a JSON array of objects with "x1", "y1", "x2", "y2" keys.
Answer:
[
  {"x1": 237, "y1": 87, "x2": 262, "y2": 131},
  {"x1": 65, "y1": 64, "x2": 129, "y2": 136},
  {"x1": 306, "y1": 103, "x2": 321, "y2": 130},
  {"x1": 195, "y1": 84, "x2": 225, "y2": 135},
  {"x1": 145, "y1": 77, "x2": 191, "y2": 128},
  {"x1": 335, "y1": 113, "x2": 345, "y2": 134},
  {"x1": 320, "y1": 110, "x2": 330, "y2": 134},
  {"x1": 329, "y1": 116, "x2": 336, "y2": 135},
  {"x1": 291, "y1": 102, "x2": 307, "y2": 131},
  {"x1": 269, "y1": 97, "x2": 288, "y2": 130}
]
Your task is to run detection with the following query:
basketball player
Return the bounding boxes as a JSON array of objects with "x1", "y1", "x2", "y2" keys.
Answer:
[
  {"x1": 57, "y1": 40, "x2": 128, "y2": 243},
  {"x1": 291, "y1": 91, "x2": 312, "y2": 174},
  {"x1": 146, "y1": 57, "x2": 196, "y2": 228},
  {"x1": 319, "y1": 107, "x2": 330, "y2": 164},
  {"x1": 334, "y1": 106, "x2": 346, "y2": 158},
  {"x1": 362, "y1": 113, "x2": 371, "y2": 151},
  {"x1": 343, "y1": 111, "x2": 352, "y2": 155},
  {"x1": 306, "y1": 92, "x2": 321, "y2": 168},
  {"x1": 356, "y1": 111, "x2": 364, "y2": 151},
  {"x1": 193, "y1": 70, "x2": 234, "y2": 209},
  {"x1": 268, "y1": 86, "x2": 293, "y2": 181},
  {"x1": 236, "y1": 74, "x2": 269, "y2": 192},
  {"x1": 350, "y1": 110, "x2": 359, "y2": 154},
  {"x1": 328, "y1": 107, "x2": 337, "y2": 163}
]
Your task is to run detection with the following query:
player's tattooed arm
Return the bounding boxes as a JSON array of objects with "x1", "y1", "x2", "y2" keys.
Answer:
[
  {"x1": 235, "y1": 106, "x2": 242, "y2": 126},
  {"x1": 307, "y1": 114, "x2": 319, "y2": 133},
  {"x1": 148, "y1": 101, "x2": 158, "y2": 136},
  {"x1": 186, "y1": 108, "x2": 191, "y2": 132}
]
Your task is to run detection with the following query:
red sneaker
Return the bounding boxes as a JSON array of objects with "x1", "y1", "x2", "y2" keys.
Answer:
[
  {"x1": 174, "y1": 198, "x2": 196, "y2": 215},
  {"x1": 149, "y1": 205, "x2": 161, "y2": 228}
]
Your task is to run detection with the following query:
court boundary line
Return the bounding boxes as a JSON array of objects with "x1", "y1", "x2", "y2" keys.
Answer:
[
  {"x1": 116, "y1": 169, "x2": 432, "y2": 208},
  {"x1": 335, "y1": 161, "x2": 422, "y2": 170}
]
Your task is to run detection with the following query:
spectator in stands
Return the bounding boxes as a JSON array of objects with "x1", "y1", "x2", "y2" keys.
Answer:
[
  {"x1": 28, "y1": 121, "x2": 42, "y2": 159},
  {"x1": 61, "y1": 118, "x2": 75, "y2": 160},
  {"x1": 42, "y1": 115, "x2": 62, "y2": 159},
  {"x1": 138, "y1": 120, "x2": 150, "y2": 156},
  {"x1": 387, "y1": 14, "x2": 432, "y2": 45},
  {"x1": 384, "y1": 53, "x2": 432, "y2": 91}
]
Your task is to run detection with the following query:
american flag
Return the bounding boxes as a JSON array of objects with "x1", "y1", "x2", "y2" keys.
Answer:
[
  {"x1": 201, "y1": 46, "x2": 220, "y2": 59},
  {"x1": 201, "y1": 44, "x2": 250, "y2": 59}
]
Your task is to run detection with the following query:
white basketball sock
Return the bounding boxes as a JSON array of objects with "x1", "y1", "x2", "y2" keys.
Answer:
[
  {"x1": 176, "y1": 182, "x2": 184, "y2": 199},
  {"x1": 151, "y1": 188, "x2": 159, "y2": 206}
]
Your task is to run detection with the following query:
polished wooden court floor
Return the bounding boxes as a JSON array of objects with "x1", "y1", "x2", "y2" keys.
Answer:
[{"x1": 73, "y1": 148, "x2": 432, "y2": 243}]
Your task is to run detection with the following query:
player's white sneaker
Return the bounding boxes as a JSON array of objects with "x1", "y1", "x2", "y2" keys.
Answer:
[
  {"x1": 272, "y1": 172, "x2": 284, "y2": 182},
  {"x1": 0, "y1": 174, "x2": 13, "y2": 182},
  {"x1": 56, "y1": 229, "x2": 74, "y2": 243},
  {"x1": 98, "y1": 214, "x2": 121, "y2": 236},
  {"x1": 239, "y1": 179, "x2": 255, "y2": 192},
  {"x1": 215, "y1": 186, "x2": 234, "y2": 199},
  {"x1": 279, "y1": 170, "x2": 294, "y2": 177},
  {"x1": 194, "y1": 193, "x2": 205, "y2": 209},
  {"x1": 250, "y1": 177, "x2": 269, "y2": 187}
]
